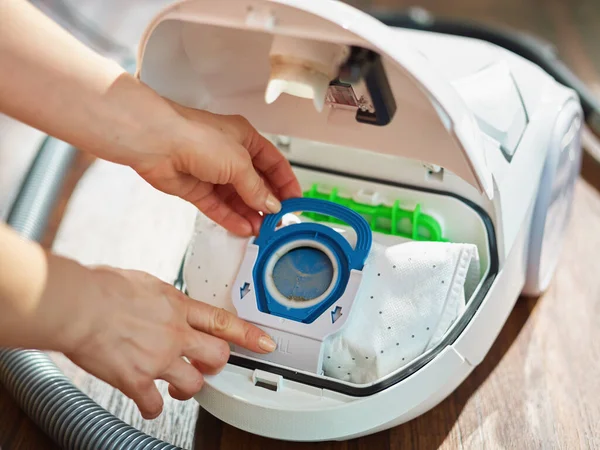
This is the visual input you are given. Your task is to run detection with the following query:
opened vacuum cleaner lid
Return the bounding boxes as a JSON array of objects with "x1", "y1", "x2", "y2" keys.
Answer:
[{"x1": 136, "y1": 0, "x2": 496, "y2": 198}]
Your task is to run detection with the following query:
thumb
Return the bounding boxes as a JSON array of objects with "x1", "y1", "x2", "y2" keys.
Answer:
[{"x1": 231, "y1": 152, "x2": 282, "y2": 214}]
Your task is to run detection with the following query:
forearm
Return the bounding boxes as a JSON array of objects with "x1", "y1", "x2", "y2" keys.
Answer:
[
  {"x1": 0, "y1": 0, "x2": 181, "y2": 168},
  {"x1": 0, "y1": 223, "x2": 92, "y2": 352}
]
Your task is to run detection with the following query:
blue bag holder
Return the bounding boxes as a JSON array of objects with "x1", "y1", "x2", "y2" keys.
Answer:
[{"x1": 252, "y1": 198, "x2": 372, "y2": 324}]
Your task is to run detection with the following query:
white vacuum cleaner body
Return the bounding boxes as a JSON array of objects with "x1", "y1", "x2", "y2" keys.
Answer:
[{"x1": 136, "y1": 0, "x2": 583, "y2": 441}]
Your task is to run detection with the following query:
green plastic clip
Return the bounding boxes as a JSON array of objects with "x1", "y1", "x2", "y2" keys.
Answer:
[{"x1": 302, "y1": 183, "x2": 446, "y2": 242}]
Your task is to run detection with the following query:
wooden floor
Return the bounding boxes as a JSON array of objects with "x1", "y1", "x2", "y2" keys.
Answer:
[{"x1": 2, "y1": 0, "x2": 600, "y2": 449}]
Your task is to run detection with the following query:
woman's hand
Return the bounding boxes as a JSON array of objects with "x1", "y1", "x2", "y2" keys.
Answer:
[
  {"x1": 0, "y1": 226, "x2": 276, "y2": 420},
  {"x1": 1, "y1": 1, "x2": 302, "y2": 237},
  {"x1": 126, "y1": 103, "x2": 302, "y2": 237},
  {"x1": 38, "y1": 254, "x2": 276, "y2": 420}
]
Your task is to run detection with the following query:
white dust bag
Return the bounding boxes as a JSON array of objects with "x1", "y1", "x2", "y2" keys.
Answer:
[{"x1": 183, "y1": 212, "x2": 480, "y2": 383}]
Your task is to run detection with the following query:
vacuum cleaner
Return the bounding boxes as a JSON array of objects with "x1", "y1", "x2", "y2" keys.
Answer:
[{"x1": 1, "y1": 0, "x2": 597, "y2": 448}]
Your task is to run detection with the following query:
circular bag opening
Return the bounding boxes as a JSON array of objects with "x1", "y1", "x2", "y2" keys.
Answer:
[{"x1": 266, "y1": 240, "x2": 339, "y2": 309}]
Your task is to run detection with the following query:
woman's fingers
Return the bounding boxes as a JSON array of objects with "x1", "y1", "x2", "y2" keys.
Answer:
[
  {"x1": 171, "y1": 111, "x2": 301, "y2": 222},
  {"x1": 182, "y1": 329, "x2": 231, "y2": 373},
  {"x1": 168, "y1": 332, "x2": 235, "y2": 401},
  {"x1": 229, "y1": 148, "x2": 282, "y2": 215},
  {"x1": 161, "y1": 357, "x2": 204, "y2": 401},
  {"x1": 180, "y1": 131, "x2": 282, "y2": 217},
  {"x1": 189, "y1": 358, "x2": 223, "y2": 376},
  {"x1": 123, "y1": 378, "x2": 164, "y2": 420},
  {"x1": 244, "y1": 130, "x2": 302, "y2": 200},
  {"x1": 214, "y1": 184, "x2": 263, "y2": 235},
  {"x1": 187, "y1": 183, "x2": 255, "y2": 237},
  {"x1": 186, "y1": 301, "x2": 276, "y2": 354},
  {"x1": 168, "y1": 383, "x2": 190, "y2": 402},
  {"x1": 197, "y1": 112, "x2": 300, "y2": 202}
]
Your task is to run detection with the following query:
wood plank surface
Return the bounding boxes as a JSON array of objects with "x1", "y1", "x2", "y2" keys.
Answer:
[{"x1": 1, "y1": 1, "x2": 600, "y2": 449}]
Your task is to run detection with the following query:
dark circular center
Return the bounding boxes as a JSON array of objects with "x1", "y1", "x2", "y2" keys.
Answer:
[{"x1": 272, "y1": 246, "x2": 334, "y2": 303}]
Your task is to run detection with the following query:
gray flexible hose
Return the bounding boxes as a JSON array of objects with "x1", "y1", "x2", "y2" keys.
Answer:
[
  {"x1": 5, "y1": 136, "x2": 76, "y2": 241},
  {"x1": 0, "y1": 137, "x2": 182, "y2": 449}
]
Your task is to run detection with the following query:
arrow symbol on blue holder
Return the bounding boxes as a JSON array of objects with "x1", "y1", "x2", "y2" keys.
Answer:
[
  {"x1": 240, "y1": 282, "x2": 251, "y2": 299},
  {"x1": 331, "y1": 306, "x2": 343, "y2": 324}
]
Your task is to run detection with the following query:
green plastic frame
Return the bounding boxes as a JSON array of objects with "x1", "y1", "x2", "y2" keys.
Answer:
[{"x1": 302, "y1": 184, "x2": 446, "y2": 242}]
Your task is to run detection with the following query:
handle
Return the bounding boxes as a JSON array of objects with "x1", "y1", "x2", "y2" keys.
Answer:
[{"x1": 255, "y1": 198, "x2": 372, "y2": 268}]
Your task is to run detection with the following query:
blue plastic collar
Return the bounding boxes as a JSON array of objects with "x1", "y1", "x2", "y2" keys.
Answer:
[{"x1": 252, "y1": 198, "x2": 372, "y2": 323}]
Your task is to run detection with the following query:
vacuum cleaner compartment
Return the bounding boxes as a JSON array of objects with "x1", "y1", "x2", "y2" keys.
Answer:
[{"x1": 180, "y1": 138, "x2": 494, "y2": 393}]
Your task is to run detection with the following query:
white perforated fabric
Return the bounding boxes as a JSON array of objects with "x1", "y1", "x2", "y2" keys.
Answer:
[
  {"x1": 183, "y1": 213, "x2": 480, "y2": 384},
  {"x1": 322, "y1": 239, "x2": 479, "y2": 384}
]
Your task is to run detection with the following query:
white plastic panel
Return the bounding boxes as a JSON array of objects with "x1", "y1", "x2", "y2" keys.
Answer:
[
  {"x1": 492, "y1": 95, "x2": 574, "y2": 260},
  {"x1": 397, "y1": 28, "x2": 498, "y2": 80},
  {"x1": 523, "y1": 101, "x2": 583, "y2": 295},
  {"x1": 196, "y1": 346, "x2": 468, "y2": 441},
  {"x1": 397, "y1": 26, "x2": 559, "y2": 129},
  {"x1": 453, "y1": 201, "x2": 532, "y2": 365},
  {"x1": 271, "y1": 135, "x2": 495, "y2": 218},
  {"x1": 452, "y1": 61, "x2": 527, "y2": 157}
]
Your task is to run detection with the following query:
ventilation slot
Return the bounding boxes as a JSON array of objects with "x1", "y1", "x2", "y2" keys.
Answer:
[
  {"x1": 252, "y1": 370, "x2": 282, "y2": 392},
  {"x1": 255, "y1": 380, "x2": 278, "y2": 392}
]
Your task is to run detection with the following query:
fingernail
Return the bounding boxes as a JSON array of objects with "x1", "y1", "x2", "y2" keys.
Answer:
[
  {"x1": 265, "y1": 195, "x2": 281, "y2": 214},
  {"x1": 258, "y1": 335, "x2": 277, "y2": 352}
]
